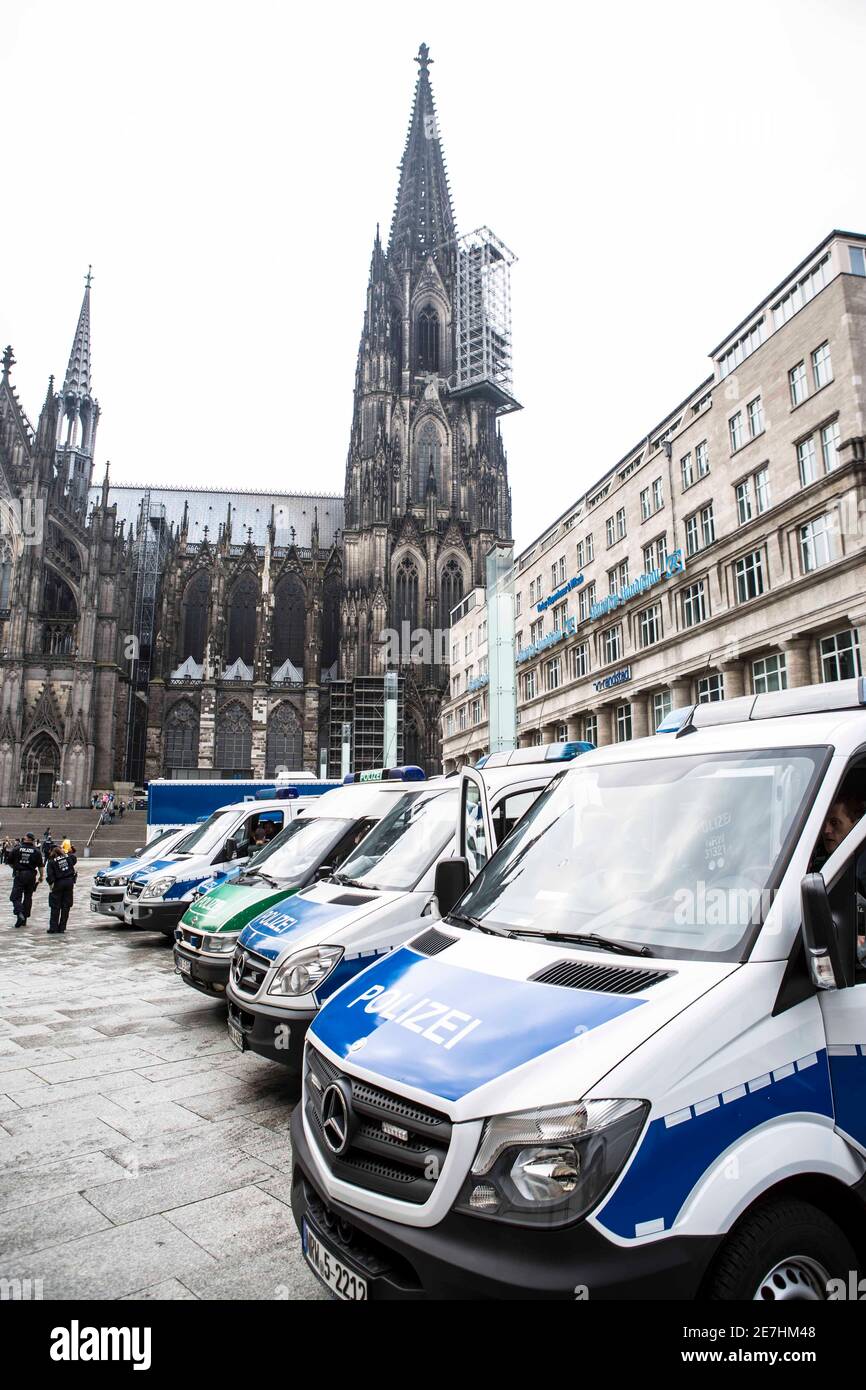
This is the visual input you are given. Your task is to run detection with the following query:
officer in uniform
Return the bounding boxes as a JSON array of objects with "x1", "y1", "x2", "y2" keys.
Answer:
[
  {"x1": 9, "y1": 832, "x2": 44, "y2": 928},
  {"x1": 46, "y1": 844, "x2": 77, "y2": 935}
]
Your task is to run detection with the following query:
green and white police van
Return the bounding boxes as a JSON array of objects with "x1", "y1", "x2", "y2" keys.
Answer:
[
  {"x1": 173, "y1": 770, "x2": 429, "y2": 998},
  {"x1": 225, "y1": 744, "x2": 591, "y2": 1080},
  {"x1": 290, "y1": 681, "x2": 866, "y2": 1300}
]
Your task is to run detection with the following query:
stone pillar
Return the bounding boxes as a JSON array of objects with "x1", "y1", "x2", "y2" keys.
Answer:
[
  {"x1": 631, "y1": 695, "x2": 649, "y2": 740},
  {"x1": 566, "y1": 715, "x2": 581, "y2": 742},
  {"x1": 595, "y1": 704, "x2": 614, "y2": 747},
  {"x1": 198, "y1": 683, "x2": 216, "y2": 768},
  {"x1": 303, "y1": 686, "x2": 320, "y2": 772},
  {"x1": 720, "y1": 660, "x2": 745, "y2": 700},
  {"x1": 541, "y1": 724, "x2": 556, "y2": 744},
  {"x1": 781, "y1": 637, "x2": 812, "y2": 688},
  {"x1": 668, "y1": 677, "x2": 692, "y2": 709}
]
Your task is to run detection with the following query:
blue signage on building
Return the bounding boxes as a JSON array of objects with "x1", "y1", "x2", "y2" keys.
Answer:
[
  {"x1": 593, "y1": 667, "x2": 632, "y2": 693},
  {"x1": 516, "y1": 615, "x2": 576, "y2": 666},
  {"x1": 537, "y1": 573, "x2": 585, "y2": 614},
  {"x1": 590, "y1": 550, "x2": 685, "y2": 623}
]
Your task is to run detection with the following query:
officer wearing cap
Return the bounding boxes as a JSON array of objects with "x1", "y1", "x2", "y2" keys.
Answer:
[
  {"x1": 8, "y1": 832, "x2": 44, "y2": 928},
  {"x1": 46, "y1": 843, "x2": 77, "y2": 935}
]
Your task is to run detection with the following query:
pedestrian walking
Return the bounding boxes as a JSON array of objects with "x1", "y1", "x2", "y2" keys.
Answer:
[
  {"x1": 46, "y1": 844, "x2": 77, "y2": 935},
  {"x1": 8, "y1": 832, "x2": 44, "y2": 928}
]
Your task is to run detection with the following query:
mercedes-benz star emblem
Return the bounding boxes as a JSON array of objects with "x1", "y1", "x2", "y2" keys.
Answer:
[
  {"x1": 231, "y1": 952, "x2": 244, "y2": 987},
  {"x1": 321, "y1": 1081, "x2": 353, "y2": 1156}
]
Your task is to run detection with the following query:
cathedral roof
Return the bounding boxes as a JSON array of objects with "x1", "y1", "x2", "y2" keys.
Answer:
[
  {"x1": 62, "y1": 273, "x2": 94, "y2": 399},
  {"x1": 91, "y1": 484, "x2": 344, "y2": 551},
  {"x1": 388, "y1": 44, "x2": 456, "y2": 259}
]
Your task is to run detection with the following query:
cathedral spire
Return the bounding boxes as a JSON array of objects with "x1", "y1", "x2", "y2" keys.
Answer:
[
  {"x1": 388, "y1": 44, "x2": 456, "y2": 259},
  {"x1": 63, "y1": 268, "x2": 94, "y2": 399}
]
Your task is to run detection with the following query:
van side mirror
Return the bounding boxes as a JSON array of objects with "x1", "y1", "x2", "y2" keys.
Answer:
[
  {"x1": 435, "y1": 857, "x2": 470, "y2": 919},
  {"x1": 222, "y1": 838, "x2": 237, "y2": 863},
  {"x1": 801, "y1": 873, "x2": 845, "y2": 990}
]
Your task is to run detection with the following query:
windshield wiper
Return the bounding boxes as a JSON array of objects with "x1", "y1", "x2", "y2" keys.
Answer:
[
  {"x1": 250, "y1": 871, "x2": 279, "y2": 888},
  {"x1": 330, "y1": 873, "x2": 366, "y2": 888},
  {"x1": 514, "y1": 930, "x2": 654, "y2": 958},
  {"x1": 448, "y1": 911, "x2": 512, "y2": 937}
]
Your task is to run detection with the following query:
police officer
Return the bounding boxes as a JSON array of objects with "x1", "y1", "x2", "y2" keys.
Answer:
[
  {"x1": 46, "y1": 843, "x2": 77, "y2": 935},
  {"x1": 9, "y1": 832, "x2": 44, "y2": 928}
]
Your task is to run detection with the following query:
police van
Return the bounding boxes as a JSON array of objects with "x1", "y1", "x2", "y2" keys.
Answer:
[
  {"x1": 122, "y1": 793, "x2": 313, "y2": 936},
  {"x1": 173, "y1": 771, "x2": 429, "y2": 998},
  {"x1": 225, "y1": 744, "x2": 590, "y2": 1078},
  {"x1": 290, "y1": 681, "x2": 866, "y2": 1300},
  {"x1": 90, "y1": 825, "x2": 196, "y2": 920}
]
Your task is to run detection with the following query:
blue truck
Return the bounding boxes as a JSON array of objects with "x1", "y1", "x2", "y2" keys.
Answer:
[{"x1": 146, "y1": 775, "x2": 340, "y2": 837}]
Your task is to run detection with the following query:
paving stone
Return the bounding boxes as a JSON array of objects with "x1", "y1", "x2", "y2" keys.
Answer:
[
  {"x1": 0, "y1": 1150, "x2": 129, "y2": 1213},
  {"x1": 162, "y1": 1184, "x2": 294, "y2": 1258},
  {"x1": 121, "y1": 1279, "x2": 200, "y2": 1301},
  {"x1": 181, "y1": 1240, "x2": 327, "y2": 1301},
  {"x1": 0, "y1": 1192, "x2": 112, "y2": 1260},
  {"x1": 83, "y1": 1149, "x2": 275, "y2": 1222}
]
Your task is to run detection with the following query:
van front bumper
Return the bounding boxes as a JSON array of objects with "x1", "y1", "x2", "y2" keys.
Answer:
[
  {"x1": 173, "y1": 943, "x2": 231, "y2": 996},
  {"x1": 123, "y1": 899, "x2": 188, "y2": 935},
  {"x1": 290, "y1": 1109, "x2": 720, "y2": 1300},
  {"x1": 225, "y1": 987, "x2": 313, "y2": 1074},
  {"x1": 90, "y1": 888, "x2": 125, "y2": 917}
]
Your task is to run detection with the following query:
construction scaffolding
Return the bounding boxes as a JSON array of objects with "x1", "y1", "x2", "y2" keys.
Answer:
[
  {"x1": 124, "y1": 492, "x2": 168, "y2": 785},
  {"x1": 326, "y1": 677, "x2": 406, "y2": 777},
  {"x1": 452, "y1": 226, "x2": 520, "y2": 414}
]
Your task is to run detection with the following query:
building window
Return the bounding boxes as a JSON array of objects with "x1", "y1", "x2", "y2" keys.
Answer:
[
  {"x1": 821, "y1": 629, "x2": 862, "y2": 682},
  {"x1": 164, "y1": 701, "x2": 198, "y2": 771},
  {"x1": 606, "y1": 516, "x2": 615, "y2": 547},
  {"x1": 747, "y1": 396, "x2": 764, "y2": 438},
  {"x1": 851, "y1": 246, "x2": 866, "y2": 276},
  {"x1": 736, "y1": 480, "x2": 753, "y2": 525},
  {"x1": 552, "y1": 601, "x2": 568, "y2": 630},
  {"x1": 798, "y1": 436, "x2": 818, "y2": 486},
  {"x1": 789, "y1": 361, "x2": 808, "y2": 407},
  {"x1": 584, "y1": 713, "x2": 598, "y2": 745},
  {"x1": 226, "y1": 574, "x2": 258, "y2": 667},
  {"x1": 752, "y1": 653, "x2": 788, "y2": 694},
  {"x1": 717, "y1": 318, "x2": 765, "y2": 379},
  {"x1": 608, "y1": 561, "x2": 628, "y2": 595},
  {"x1": 458, "y1": 705, "x2": 467, "y2": 731},
  {"x1": 546, "y1": 657, "x2": 561, "y2": 691},
  {"x1": 416, "y1": 305, "x2": 440, "y2": 373},
  {"x1": 643, "y1": 536, "x2": 667, "y2": 574},
  {"x1": 215, "y1": 702, "x2": 252, "y2": 771},
  {"x1": 729, "y1": 412, "x2": 744, "y2": 452},
  {"x1": 603, "y1": 625, "x2": 622, "y2": 663},
  {"x1": 471, "y1": 698, "x2": 482, "y2": 725},
  {"x1": 616, "y1": 508, "x2": 627, "y2": 540},
  {"x1": 515, "y1": 591, "x2": 522, "y2": 617},
  {"x1": 652, "y1": 689, "x2": 672, "y2": 728},
  {"x1": 652, "y1": 477, "x2": 664, "y2": 511},
  {"x1": 698, "y1": 673, "x2": 725, "y2": 703},
  {"x1": 640, "y1": 487, "x2": 651, "y2": 521},
  {"x1": 555, "y1": 722, "x2": 568, "y2": 742},
  {"x1": 701, "y1": 503, "x2": 715, "y2": 547},
  {"x1": 465, "y1": 632, "x2": 473, "y2": 656},
  {"x1": 811, "y1": 341, "x2": 832, "y2": 389},
  {"x1": 682, "y1": 579, "x2": 707, "y2": 628},
  {"x1": 446, "y1": 714, "x2": 454, "y2": 737},
  {"x1": 680, "y1": 452, "x2": 694, "y2": 490},
  {"x1": 586, "y1": 533, "x2": 594, "y2": 562},
  {"x1": 616, "y1": 704, "x2": 632, "y2": 742},
  {"x1": 639, "y1": 604, "x2": 662, "y2": 648},
  {"x1": 571, "y1": 642, "x2": 589, "y2": 679},
  {"x1": 685, "y1": 514, "x2": 699, "y2": 557},
  {"x1": 440, "y1": 558, "x2": 464, "y2": 628},
  {"x1": 735, "y1": 549, "x2": 766, "y2": 603},
  {"x1": 523, "y1": 669, "x2": 537, "y2": 701},
  {"x1": 800, "y1": 514, "x2": 836, "y2": 573},
  {"x1": 576, "y1": 539, "x2": 585, "y2": 569},
  {"x1": 773, "y1": 255, "x2": 829, "y2": 328},
  {"x1": 529, "y1": 618, "x2": 544, "y2": 646},
  {"x1": 266, "y1": 702, "x2": 303, "y2": 775},
  {"x1": 821, "y1": 420, "x2": 841, "y2": 472},
  {"x1": 394, "y1": 556, "x2": 419, "y2": 631},
  {"x1": 451, "y1": 641, "x2": 459, "y2": 665},
  {"x1": 755, "y1": 466, "x2": 771, "y2": 513},
  {"x1": 180, "y1": 569, "x2": 211, "y2": 664},
  {"x1": 578, "y1": 582, "x2": 596, "y2": 622},
  {"x1": 696, "y1": 440, "x2": 709, "y2": 477}
]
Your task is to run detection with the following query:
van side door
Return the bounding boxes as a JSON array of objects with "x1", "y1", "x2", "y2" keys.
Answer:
[{"x1": 816, "y1": 813, "x2": 866, "y2": 1152}]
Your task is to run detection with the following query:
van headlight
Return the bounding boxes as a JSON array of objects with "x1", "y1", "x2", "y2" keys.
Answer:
[
  {"x1": 203, "y1": 933, "x2": 239, "y2": 954},
  {"x1": 453, "y1": 1098, "x2": 648, "y2": 1227},
  {"x1": 141, "y1": 877, "x2": 175, "y2": 901},
  {"x1": 268, "y1": 945, "x2": 343, "y2": 997}
]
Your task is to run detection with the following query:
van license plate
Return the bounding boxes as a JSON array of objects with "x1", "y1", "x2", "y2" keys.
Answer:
[
  {"x1": 227, "y1": 1021, "x2": 245, "y2": 1051},
  {"x1": 177, "y1": 956, "x2": 192, "y2": 976},
  {"x1": 303, "y1": 1222, "x2": 367, "y2": 1300}
]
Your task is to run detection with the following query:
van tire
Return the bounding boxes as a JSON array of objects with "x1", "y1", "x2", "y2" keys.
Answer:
[{"x1": 709, "y1": 1198, "x2": 856, "y2": 1300}]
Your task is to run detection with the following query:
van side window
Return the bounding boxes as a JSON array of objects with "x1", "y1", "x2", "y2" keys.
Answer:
[{"x1": 491, "y1": 788, "x2": 543, "y2": 846}]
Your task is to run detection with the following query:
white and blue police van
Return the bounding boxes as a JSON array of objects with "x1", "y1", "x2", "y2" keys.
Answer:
[
  {"x1": 122, "y1": 791, "x2": 315, "y2": 936},
  {"x1": 289, "y1": 680, "x2": 866, "y2": 1300},
  {"x1": 225, "y1": 745, "x2": 591, "y2": 1081},
  {"x1": 89, "y1": 824, "x2": 196, "y2": 920}
]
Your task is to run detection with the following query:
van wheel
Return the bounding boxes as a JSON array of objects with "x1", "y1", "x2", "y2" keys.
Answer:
[{"x1": 709, "y1": 1199, "x2": 856, "y2": 1301}]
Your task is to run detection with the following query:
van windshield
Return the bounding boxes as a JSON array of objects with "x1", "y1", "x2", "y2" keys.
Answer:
[
  {"x1": 171, "y1": 810, "x2": 237, "y2": 856},
  {"x1": 337, "y1": 789, "x2": 458, "y2": 891},
  {"x1": 245, "y1": 817, "x2": 352, "y2": 882},
  {"x1": 456, "y1": 748, "x2": 824, "y2": 961}
]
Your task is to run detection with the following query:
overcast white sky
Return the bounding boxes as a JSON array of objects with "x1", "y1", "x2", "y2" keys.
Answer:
[{"x1": 3, "y1": 0, "x2": 864, "y2": 550}]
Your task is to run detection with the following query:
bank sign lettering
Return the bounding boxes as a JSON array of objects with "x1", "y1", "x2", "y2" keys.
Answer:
[{"x1": 590, "y1": 549, "x2": 685, "y2": 622}]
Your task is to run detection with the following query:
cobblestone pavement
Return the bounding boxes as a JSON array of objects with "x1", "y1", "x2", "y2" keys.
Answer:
[{"x1": 0, "y1": 860, "x2": 325, "y2": 1300}]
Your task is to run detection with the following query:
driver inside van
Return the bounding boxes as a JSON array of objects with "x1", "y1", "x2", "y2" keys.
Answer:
[{"x1": 812, "y1": 778, "x2": 866, "y2": 966}]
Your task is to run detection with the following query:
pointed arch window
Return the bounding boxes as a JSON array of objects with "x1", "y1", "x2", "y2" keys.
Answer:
[
  {"x1": 417, "y1": 306, "x2": 440, "y2": 374},
  {"x1": 322, "y1": 571, "x2": 341, "y2": 671},
  {"x1": 215, "y1": 702, "x2": 252, "y2": 772},
  {"x1": 415, "y1": 420, "x2": 442, "y2": 501},
  {"x1": 273, "y1": 573, "x2": 305, "y2": 669},
  {"x1": 394, "y1": 556, "x2": 420, "y2": 635},
  {"x1": 181, "y1": 570, "x2": 210, "y2": 664},
  {"x1": 266, "y1": 702, "x2": 303, "y2": 775},
  {"x1": 164, "y1": 701, "x2": 198, "y2": 771},
  {"x1": 227, "y1": 573, "x2": 258, "y2": 666},
  {"x1": 440, "y1": 558, "x2": 464, "y2": 628},
  {"x1": 0, "y1": 540, "x2": 12, "y2": 610}
]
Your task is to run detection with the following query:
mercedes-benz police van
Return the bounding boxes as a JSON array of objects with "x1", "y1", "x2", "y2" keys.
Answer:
[
  {"x1": 173, "y1": 771, "x2": 428, "y2": 998},
  {"x1": 226, "y1": 744, "x2": 591, "y2": 1079},
  {"x1": 90, "y1": 825, "x2": 195, "y2": 921},
  {"x1": 122, "y1": 794, "x2": 312, "y2": 936},
  {"x1": 290, "y1": 681, "x2": 866, "y2": 1300}
]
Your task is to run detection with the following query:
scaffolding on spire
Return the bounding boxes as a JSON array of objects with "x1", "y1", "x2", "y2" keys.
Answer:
[{"x1": 451, "y1": 226, "x2": 520, "y2": 415}]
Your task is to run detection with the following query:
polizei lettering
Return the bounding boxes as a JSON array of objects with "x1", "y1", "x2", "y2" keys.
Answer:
[
  {"x1": 49, "y1": 1321, "x2": 152, "y2": 1371},
  {"x1": 252, "y1": 907, "x2": 298, "y2": 935},
  {"x1": 348, "y1": 983, "x2": 482, "y2": 1049}
]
